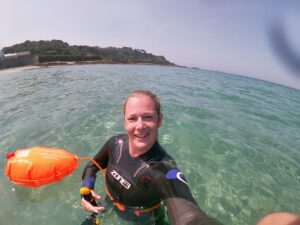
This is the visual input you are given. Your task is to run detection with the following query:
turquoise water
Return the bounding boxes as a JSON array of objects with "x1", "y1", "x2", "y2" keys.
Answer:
[{"x1": 0, "y1": 64, "x2": 299, "y2": 225}]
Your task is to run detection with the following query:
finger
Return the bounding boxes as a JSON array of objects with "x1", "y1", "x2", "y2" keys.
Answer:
[
  {"x1": 81, "y1": 197, "x2": 105, "y2": 213},
  {"x1": 90, "y1": 190, "x2": 101, "y2": 200},
  {"x1": 81, "y1": 198, "x2": 95, "y2": 213},
  {"x1": 85, "y1": 205, "x2": 105, "y2": 213},
  {"x1": 88, "y1": 206, "x2": 101, "y2": 214},
  {"x1": 95, "y1": 206, "x2": 105, "y2": 212}
]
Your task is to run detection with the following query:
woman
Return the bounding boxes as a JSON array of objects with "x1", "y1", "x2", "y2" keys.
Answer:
[{"x1": 81, "y1": 90, "x2": 223, "y2": 225}]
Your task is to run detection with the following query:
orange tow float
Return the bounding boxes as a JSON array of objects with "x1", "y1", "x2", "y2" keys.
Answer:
[{"x1": 4, "y1": 146, "x2": 105, "y2": 188}]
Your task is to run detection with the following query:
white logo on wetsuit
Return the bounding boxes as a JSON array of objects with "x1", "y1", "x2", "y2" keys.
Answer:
[
  {"x1": 111, "y1": 170, "x2": 131, "y2": 189},
  {"x1": 165, "y1": 168, "x2": 189, "y2": 186},
  {"x1": 176, "y1": 171, "x2": 188, "y2": 186}
]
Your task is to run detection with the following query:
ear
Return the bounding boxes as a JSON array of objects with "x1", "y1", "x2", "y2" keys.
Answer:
[{"x1": 158, "y1": 113, "x2": 163, "y2": 127}]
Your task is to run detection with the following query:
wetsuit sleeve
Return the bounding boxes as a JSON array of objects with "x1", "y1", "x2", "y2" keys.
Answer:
[
  {"x1": 81, "y1": 138, "x2": 111, "y2": 189},
  {"x1": 155, "y1": 165, "x2": 224, "y2": 225}
]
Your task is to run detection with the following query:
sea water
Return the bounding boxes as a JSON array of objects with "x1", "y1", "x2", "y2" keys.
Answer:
[{"x1": 0, "y1": 64, "x2": 299, "y2": 225}]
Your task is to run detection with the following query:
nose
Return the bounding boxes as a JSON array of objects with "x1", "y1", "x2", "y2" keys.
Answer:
[{"x1": 136, "y1": 117, "x2": 145, "y2": 129}]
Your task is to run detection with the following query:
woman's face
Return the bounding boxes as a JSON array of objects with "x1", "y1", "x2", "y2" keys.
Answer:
[{"x1": 123, "y1": 96, "x2": 162, "y2": 156}]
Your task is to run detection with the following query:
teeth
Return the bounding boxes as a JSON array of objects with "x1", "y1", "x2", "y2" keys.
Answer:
[{"x1": 135, "y1": 133, "x2": 148, "y2": 138}]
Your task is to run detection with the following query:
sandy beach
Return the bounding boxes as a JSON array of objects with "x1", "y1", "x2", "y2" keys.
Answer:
[{"x1": 0, "y1": 65, "x2": 43, "y2": 74}]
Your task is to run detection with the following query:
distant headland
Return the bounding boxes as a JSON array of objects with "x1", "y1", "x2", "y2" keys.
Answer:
[{"x1": 0, "y1": 40, "x2": 177, "y2": 69}]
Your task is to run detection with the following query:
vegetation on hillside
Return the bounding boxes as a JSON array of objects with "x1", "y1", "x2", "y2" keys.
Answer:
[{"x1": 2, "y1": 40, "x2": 174, "y2": 65}]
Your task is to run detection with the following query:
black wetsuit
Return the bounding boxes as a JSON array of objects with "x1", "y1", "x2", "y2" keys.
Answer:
[{"x1": 82, "y1": 134, "x2": 223, "y2": 225}]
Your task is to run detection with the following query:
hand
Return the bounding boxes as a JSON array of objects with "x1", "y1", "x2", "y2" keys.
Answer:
[{"x1": 81, "y1": 190, "x2": 105, "y2": 213}]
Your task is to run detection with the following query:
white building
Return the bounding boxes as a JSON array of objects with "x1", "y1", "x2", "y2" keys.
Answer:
[{"x1": 4, "y1": 51, "x2": 30, "y2": 59}]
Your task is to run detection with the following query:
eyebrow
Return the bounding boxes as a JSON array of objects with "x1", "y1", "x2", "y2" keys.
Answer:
[{"x1": 126, "y1": 111, "x2": 156, "y2": 117}]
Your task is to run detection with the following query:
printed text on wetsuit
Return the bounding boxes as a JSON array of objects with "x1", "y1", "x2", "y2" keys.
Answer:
[{"x1": 111, "y1": 170, "x2": 131, "y2": 189}]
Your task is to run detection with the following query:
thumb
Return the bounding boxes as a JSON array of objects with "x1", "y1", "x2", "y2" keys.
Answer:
[{"x1": 90, "y1": 189, "x2": 101, "y2": 200}]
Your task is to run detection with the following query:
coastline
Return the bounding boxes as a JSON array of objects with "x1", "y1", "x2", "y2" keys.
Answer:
[
  {"x1": 0, "y1": 61, "x2": 183, "y2": 75},
  {"x1": 0, "y1": 65, "x2": 44, "y2": 74}
]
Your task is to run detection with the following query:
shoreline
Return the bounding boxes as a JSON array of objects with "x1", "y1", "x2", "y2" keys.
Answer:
[
  {"x1": 0, "y1": 65, "x2": 44, "y2": 74},
  {"x1": 0, "y1": 61, "x2": 184, "y2": 75}
]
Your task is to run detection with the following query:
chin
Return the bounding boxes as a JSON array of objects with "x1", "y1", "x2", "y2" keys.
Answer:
[
  {"x1": 133, "y1": 141, "x2": 152, "y2": 151},
  {"x1": 134, "y1": 143, "x2": 149, "y2": 150}
]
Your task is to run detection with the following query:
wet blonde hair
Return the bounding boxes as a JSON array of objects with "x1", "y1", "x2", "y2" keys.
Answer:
[{"x1": 123, "y1": 90, "x2": 161, "y2": 116}]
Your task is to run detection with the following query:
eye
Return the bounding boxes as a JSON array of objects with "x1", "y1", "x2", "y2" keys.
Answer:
[
  {"x1": 127, "y1": 116, "x2": 137, "y2": 122},
  {"x1": 144, "y1": 115, "x2": 154, "y2": 121}
]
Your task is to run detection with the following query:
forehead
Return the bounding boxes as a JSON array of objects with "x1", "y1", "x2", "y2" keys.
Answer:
[{"x1": 125, "y1": 96, "x2": 156, "y2": 114}]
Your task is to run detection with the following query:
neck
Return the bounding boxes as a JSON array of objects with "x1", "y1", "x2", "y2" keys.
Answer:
[
  {"x1": 129, "y1": 146, "x2": 150, "y2": 157},
  {"x1": 128, "y1": 141, "x2": 157, "y2": 158}
]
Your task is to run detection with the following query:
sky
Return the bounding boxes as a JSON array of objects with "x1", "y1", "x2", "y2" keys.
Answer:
[{"x1": 1, "y1": 0, "x2": 300, "y2": 89}]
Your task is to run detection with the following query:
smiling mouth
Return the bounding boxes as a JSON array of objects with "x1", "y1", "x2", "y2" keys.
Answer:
[{"x1": 134, "y1": 133, "x2": 149, "y2": 138}]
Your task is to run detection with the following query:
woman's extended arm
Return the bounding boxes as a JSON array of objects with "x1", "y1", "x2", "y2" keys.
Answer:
[{"x1": 153, "y1": 164, "x2": 224, "y2": 225}]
